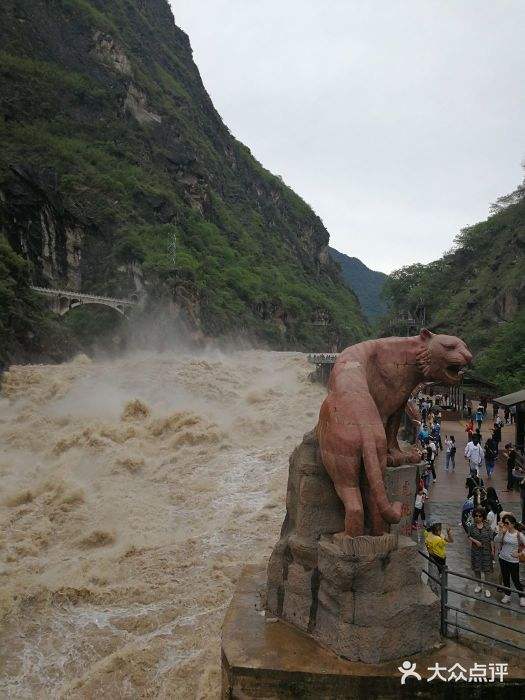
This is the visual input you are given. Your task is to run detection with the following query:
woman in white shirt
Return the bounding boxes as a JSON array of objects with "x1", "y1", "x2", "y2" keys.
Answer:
[
  {"x1": 412, "y1": 485, "x2": 428, "y2": 530},
  {"x1": 495, "y1": 515, "x2": 525, "y2": 606}
]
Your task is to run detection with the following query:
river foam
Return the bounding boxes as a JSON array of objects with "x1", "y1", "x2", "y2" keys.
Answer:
[{"x1": 0, "y1": 349, "x2": 324, "y2": 698}]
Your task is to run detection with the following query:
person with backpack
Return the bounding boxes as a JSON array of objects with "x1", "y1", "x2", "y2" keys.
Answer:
[
  {"x1": 484, "y1": 436, "x2": 497, "y2": 479},
  {"x1": 475, "y1": 406, "x2": 484, "y2": 430},
  {"x1": 418, "y1": 424, "x2": 429, "y2": 447},
  {"x1": 445, "y1": 434, "x2": 456, "y2": 471}
]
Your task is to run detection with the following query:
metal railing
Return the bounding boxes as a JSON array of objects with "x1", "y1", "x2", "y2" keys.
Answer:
[{"x1": 418, "y1": 549, "x2": 525, "y2": 653}]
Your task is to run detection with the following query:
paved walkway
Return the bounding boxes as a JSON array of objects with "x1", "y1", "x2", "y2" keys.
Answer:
[
  {"x1": 414, "y1": 415, "x2": 524, "y2": 653},
  {"x1": 429, "y1": 419, "x2": 520, "y2": 507}
]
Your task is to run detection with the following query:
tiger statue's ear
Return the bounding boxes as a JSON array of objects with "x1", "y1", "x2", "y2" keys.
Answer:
[{"x1": 420, "y1": 328, "x2": 433, "y2": 341}]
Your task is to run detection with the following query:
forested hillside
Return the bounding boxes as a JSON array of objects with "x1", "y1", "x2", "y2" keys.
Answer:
[
  {"x1": 328, "y1": 247, "x2": 387, "y2": 322},
  {"x1": 0, "y1": 0, "x2": 367, "y2": 363},
  {"x1": 381, "y1": 181, "x2": 525, "y2": 393}
]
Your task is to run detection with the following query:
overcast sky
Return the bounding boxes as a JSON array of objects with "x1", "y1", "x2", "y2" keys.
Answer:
[{"x1": 171, "y1": 1, "x2": 525, "y2": 273}]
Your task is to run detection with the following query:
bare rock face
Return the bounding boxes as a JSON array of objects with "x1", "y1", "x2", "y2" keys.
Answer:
[
  {"x1": 92, "y1": 31, "x2": 133, "y2": 76},
  {"x1": 124, "y1": 84, "x2": 162, "y2": 125},
  {"x1": 1, "y1": 166, "x2": 84, "y2": 290},
  {"x1": 266, "y1": 429, "x2": 440, "y2": 664}
]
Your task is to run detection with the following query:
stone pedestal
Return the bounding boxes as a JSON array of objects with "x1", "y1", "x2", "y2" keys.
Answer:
[
  {"x1": 222, "y1": 565, "x2": 525, "y2": 699},
  {"x1": 266, "y1": 429, "x2": 438, "y2": 663}
]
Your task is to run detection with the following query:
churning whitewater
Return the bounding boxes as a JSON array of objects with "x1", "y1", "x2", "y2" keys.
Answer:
[{"x1": 0, "y1": 350, "x2": 325, "y2": 698}]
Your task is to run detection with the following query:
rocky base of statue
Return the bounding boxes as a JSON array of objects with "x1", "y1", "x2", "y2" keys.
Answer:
[{"x1": 266, "y1": 429, "x2": 440, "y2": 664}]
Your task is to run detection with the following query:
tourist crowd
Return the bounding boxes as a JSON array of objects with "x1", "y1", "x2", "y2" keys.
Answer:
[{"x1": 411, "y1": 396, "x2": 525, "y2": 607}]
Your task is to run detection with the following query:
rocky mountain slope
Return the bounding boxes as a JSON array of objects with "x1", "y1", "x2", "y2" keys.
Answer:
[
  {"x1": 0, "y1": 0, "x2": 368, "y2": 362},
  {"x1": 328, "y1": 247, "x2": 387, "y2": 322},
  {"x1": 381, "y1": 184, "x2": 525, "y2": 393}
]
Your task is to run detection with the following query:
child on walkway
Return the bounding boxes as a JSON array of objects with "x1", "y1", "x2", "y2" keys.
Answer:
[{"x1": 412, "y1": 485, "x2": 427, "y2": 530}]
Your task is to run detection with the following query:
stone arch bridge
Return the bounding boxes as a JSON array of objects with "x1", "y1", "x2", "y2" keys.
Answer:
[{"x1": 31, "y1": 286, "x2": 138, "y2": 317}]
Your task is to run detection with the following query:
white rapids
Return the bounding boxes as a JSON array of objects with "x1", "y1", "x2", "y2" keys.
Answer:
[{"x1": 0, "y1": 349, "x2": 325, "y2": 698}]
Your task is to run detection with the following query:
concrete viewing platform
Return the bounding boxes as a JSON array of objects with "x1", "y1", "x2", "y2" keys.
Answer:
[{"x1": 222, "y1": 564, "x2": 525, "y2": 699}]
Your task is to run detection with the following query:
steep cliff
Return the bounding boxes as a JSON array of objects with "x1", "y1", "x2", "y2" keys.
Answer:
[
  {"x1": 328, "y1": 247, "x2": 387, "y2": 322},
  {"x1": 0, "y1": 0, "x2": 367, "y2": 362},
  {"x1": 381, "y1": 187, "x2": 525, "y2": 393}
]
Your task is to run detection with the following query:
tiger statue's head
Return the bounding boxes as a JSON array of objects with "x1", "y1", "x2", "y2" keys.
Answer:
[{"x1": 416, "y1": 329, "x2": 473, "y2": 384}]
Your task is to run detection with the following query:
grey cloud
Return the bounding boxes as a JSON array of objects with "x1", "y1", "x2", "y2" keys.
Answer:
[{"x1": 171, "y1": 0, "x2": 525, "y2": 272}]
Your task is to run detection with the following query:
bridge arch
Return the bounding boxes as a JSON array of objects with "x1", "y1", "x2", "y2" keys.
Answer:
[
  {"x1": 31, "y1": 286, "x2": 137, "y2": 318},
  {"x1": 61, "y1": 299, "x2": 128, "y2": 317}
]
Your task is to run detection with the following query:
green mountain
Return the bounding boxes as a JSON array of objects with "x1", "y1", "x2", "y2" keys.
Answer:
[
  {"x1": 381, "y1": 183, "x2": 525, "y2": 393},
  {"x1": 328, "y1": 247, "x2": 387, "y2": 322},
  {"x1": 0, "y1": 0, "x2": 368, "y2": 363}
]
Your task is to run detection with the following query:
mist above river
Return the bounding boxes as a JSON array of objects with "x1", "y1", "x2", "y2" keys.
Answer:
[{"x1": 0, "y1": 349, "x2": 324, "y2": 697}]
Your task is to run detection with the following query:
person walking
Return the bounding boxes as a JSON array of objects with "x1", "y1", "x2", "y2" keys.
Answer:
[
  {"x1": 465, "y1": 435, "x2": 484, "y2": 476},
  {"x1": 484, "y1": 436, "x2": 497, "y2": 479},
  {"x1": 465, "y1": 472, "x2": 485, "y2": 499},
  {"x1": 465, "y1": 418, "x2": 474, "y2": 442},
  {"x1": 485, "y1": 486, "x2": 502, "y2": 517},
  {"x1": 432, "y1": 421, "x2": 443, "y2": 451},
  {"x1": 422, "y1": 462, "x2": 433, "y2": 491},
  {"x1": 467, "y1": 507, "x2": 495, "y2": 598},
  {"x1": 486, "y1": 501, "x2": 500, "y2": 534},
  {"x1": 427, "y1": 437, "x2": 438, "y2": 482},
  {"x1": 492, "y1": 423, "x2": 502, "y2": 452},
  {"x1": 418, "y1": 424, "x2": 429, "y2": 447},
  {"x1": 495, "y1": 515, "x2": 525, "y2": 606},
  {"x1": 520, "y1": 476, "x2": 525, "y2": 525},
  {"x1": 503, "y1": 444, "x2": 517, "y2": 491},
  {"x1": 445, "y1": 435, "x2": 456, "y2": 471},
  {"x1": 475, "y1": 406, "x2": 484, "y2": 430}
]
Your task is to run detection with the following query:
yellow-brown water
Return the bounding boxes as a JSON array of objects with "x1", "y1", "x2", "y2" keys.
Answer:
[{"x1": 0, "y1": 350, "x2": 324, "y2": 697}]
